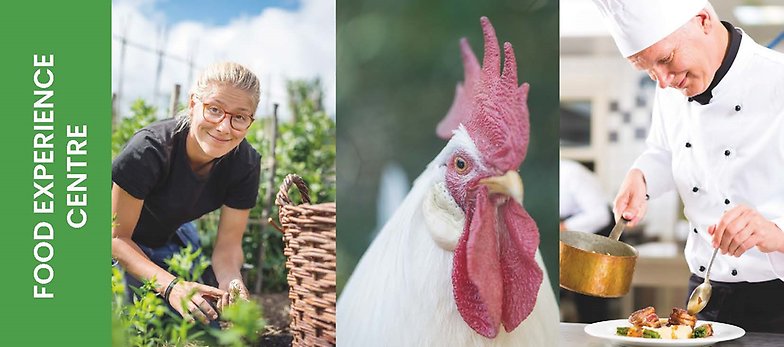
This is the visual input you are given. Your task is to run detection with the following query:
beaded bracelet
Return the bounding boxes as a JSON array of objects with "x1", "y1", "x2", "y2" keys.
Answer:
[{"x1": 163, "y1": 277, "x2": 181, "y2": 303}]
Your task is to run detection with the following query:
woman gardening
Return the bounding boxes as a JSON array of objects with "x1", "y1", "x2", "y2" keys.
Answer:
[{"x1": 112, "y1": 62, "x2": 261, "y2": 324}]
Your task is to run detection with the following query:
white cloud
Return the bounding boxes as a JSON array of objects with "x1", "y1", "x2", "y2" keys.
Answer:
[{"x1": 112, "y1": 0, "x2": 336, "y2": 120}]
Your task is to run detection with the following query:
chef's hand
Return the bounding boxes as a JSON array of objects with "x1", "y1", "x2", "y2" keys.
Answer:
[
  {"x1": 708, "y1": 205, "x2": 784, "y2": 257},
  {"x1": 613, "y1": 169, "x2": 648, "y2": 228},
  {"x1": 167, "y1": 281, "x2": 225, "y2": 324}
]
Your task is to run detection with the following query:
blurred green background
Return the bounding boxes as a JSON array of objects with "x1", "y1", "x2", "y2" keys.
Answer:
[{"x1": 337, "y1": 0, "x2": 560, "y2": 296}]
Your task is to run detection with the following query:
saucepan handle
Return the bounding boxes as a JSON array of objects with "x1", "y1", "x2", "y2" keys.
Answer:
[{"x1": 608, "y1": 216, "x2": 631, "y2": 241}]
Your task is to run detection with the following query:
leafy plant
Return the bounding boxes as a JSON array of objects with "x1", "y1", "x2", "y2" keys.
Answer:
[
  {"x1": 112, "y1": 267, "x2": 132, "y2": 347},
  {"x1": 212, "y1": 299, "x2": 266, "y2": 347},
  {"x1": 165, "y1": 244, "x2": 210, "y2": 282},
  {"x1": 112, "y1": 269, "x2": 171, "y2": 347},
  {"x1": 112, "y1": 218, "x2": 208, "y2": 346},
  {"x1": 113, "y1": 246, "x2": 261, "y2": 347},
  {"x1": 112, "y1": 99, "x2": 158, "y2": 158}
]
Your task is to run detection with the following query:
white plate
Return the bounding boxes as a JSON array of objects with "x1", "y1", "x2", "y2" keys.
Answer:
[{"x1": 584, "y1": 319, "x2": 745, "y2": 346}]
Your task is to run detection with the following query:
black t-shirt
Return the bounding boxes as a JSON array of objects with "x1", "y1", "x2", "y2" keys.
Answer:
[{"x1": 112, "y1": 118, "x2": 261, "y2": 247}]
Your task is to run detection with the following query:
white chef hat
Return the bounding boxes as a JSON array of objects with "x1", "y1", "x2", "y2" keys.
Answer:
[{"x1": 592, "y1": 0, "x2": 709, "y2": 57}]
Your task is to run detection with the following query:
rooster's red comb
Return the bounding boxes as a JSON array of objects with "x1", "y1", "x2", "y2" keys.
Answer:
[{"x1": 436, "y1": 17, "x2": 530, "y2": 171}]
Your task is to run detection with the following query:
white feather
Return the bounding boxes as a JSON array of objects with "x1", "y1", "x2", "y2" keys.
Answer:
[
  {"x1": 338, "y1": 128, "x2": 558, "y2": 346},
  {"x1": 423, "y1": 180, "x2": 464, "y2": 251}
]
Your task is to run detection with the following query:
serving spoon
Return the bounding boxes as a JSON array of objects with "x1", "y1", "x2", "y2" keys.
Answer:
[{"x1": 686, "y1": 247, "x2": 719, "y2": 316}]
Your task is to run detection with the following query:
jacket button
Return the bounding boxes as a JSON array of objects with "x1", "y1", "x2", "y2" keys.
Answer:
[
  {"x1": 735, "y1": 105, "x2": 741, "y2": 112},
  {"x1": 725, "y1": 199, "x2": 731, "y2": 205},
  {"x1": 699, "y1": 266, "x2": 706, "y2": 272},
  {"x1": 724, "y1": 149, "x2": 731, "y2": 156},
  {"x1": 731, "y1": 269, "x2": 738, "y2": 276},
  {"x1": 686, "y1": 142, "x2": 692, "y2": 148},
  {"x1": 694, "y1": 228, "x2": 698, "y2": 234},
  {"x1": 692, "y1": 187, "x2": 699, "y2": 193}
]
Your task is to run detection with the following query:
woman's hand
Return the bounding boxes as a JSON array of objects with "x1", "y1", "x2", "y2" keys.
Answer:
[
  {"x1": 613, "y1": 169, "x2": 648, "y2": 227},
  {"x1": 218, "y1": 278, "x2": 251, "y2": 311},
  {"x1": 708, "y1": 205, "x2": 784, "y2": 257},
  {"x1": 166, "y1": 280, "x2": 226, "y2": 324},
  {"x1": 229, "y1": 279, "x2": 251, "y2": 301},
  {"x1": 211, "y1": 205, "x2": 252, "y2": 311}
]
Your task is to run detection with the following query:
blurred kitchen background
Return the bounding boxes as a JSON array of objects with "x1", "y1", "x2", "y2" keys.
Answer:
[{"x1": 559, "y1": 0, "x2": 784, "y2": 322}]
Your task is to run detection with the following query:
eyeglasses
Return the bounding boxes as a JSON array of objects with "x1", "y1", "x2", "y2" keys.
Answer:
[{"x1": 194, "y1": 96, "x2": 255, "y2": 131}]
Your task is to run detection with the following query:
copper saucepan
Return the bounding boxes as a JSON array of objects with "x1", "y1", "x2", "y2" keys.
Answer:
[{"x1": 559, "y1": 217, "x2": 638, "y2": 298}]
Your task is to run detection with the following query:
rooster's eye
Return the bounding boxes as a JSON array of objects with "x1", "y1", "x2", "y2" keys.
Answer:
[{"x1": 454, "y1": 156, "x2": 468, "y2": 174}]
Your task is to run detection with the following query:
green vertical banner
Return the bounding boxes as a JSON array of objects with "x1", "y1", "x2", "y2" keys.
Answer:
[{"x1": 0, "y1": 1, "x2": 110, "y2": 345}]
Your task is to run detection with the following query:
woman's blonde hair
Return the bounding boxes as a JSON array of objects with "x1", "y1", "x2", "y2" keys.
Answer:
[{"x1": 176, "y1": 61, "x2": 261, "y2": 131}]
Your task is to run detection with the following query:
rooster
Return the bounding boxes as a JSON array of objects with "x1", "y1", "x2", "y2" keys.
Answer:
[{"x1": 337, "y1": 17, "x2": 558, "y2": 346}]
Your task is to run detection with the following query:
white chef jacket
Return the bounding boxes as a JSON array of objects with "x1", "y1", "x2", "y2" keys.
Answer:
[
  {"x1": 632, "y1": 30, "x2": 784, "y2": 283},
  {"x1": 559, "y1": 159, "x2": 611, "y2": 233}
]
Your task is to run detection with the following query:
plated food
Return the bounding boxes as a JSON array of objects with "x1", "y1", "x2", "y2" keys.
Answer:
[{"x1": 617, "y1": 307, "x2": 714, "y2": 339}]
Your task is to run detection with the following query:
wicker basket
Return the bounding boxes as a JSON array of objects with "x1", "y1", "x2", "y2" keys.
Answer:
[{"x1": 276, "y1": 174, "x2": 336, "y2": 347}]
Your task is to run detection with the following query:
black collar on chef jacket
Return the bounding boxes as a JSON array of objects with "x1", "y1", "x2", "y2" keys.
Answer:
[{"x1": 689, "y1": 21, "x2": 742, "y2": 105}]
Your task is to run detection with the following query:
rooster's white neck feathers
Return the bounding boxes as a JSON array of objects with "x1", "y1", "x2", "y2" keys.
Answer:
[
  {"x1": 423, "y1": 180, "x2": 464, "y2": 251},
  {"x1": 423, "y1": 125, "x2": 480, "y2": 251}
]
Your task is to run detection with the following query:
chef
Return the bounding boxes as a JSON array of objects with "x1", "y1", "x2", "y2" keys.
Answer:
[{"x1": 592, "y1": 0, "x2": 784, "y2": 333}]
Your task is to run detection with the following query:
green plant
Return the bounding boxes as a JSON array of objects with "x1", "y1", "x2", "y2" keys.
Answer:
[
  {"x1": 165, "y1": 244, "x2": 210, "y2": 282},
  {"x1": 112, "y1": 267, "x2": 132, "y2": 347},
  {"x1": 112, "y1": 269, "x2": 170, "y2": 347},
  {"x1": 212, "y1": 299, "x2": 266, "y2": 347},
  {"x1": 113, "y1": 246, "x2": 257, "y2": 346},
  {"x1": 112, "y1": 99, "x2": 158, "y2": 158}
]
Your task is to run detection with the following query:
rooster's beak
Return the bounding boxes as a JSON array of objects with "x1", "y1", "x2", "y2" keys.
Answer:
[{"x1": 479, "y1": 170, "x2": 524, "y2": 206}]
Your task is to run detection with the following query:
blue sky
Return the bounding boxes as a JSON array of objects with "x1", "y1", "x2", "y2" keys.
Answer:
[
  {"x1": 112, "y1": 0, "x2": 335, "y2": 120},
  {"x1": 155, "y1": 0, "x2": 301, "y2": 26}
]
